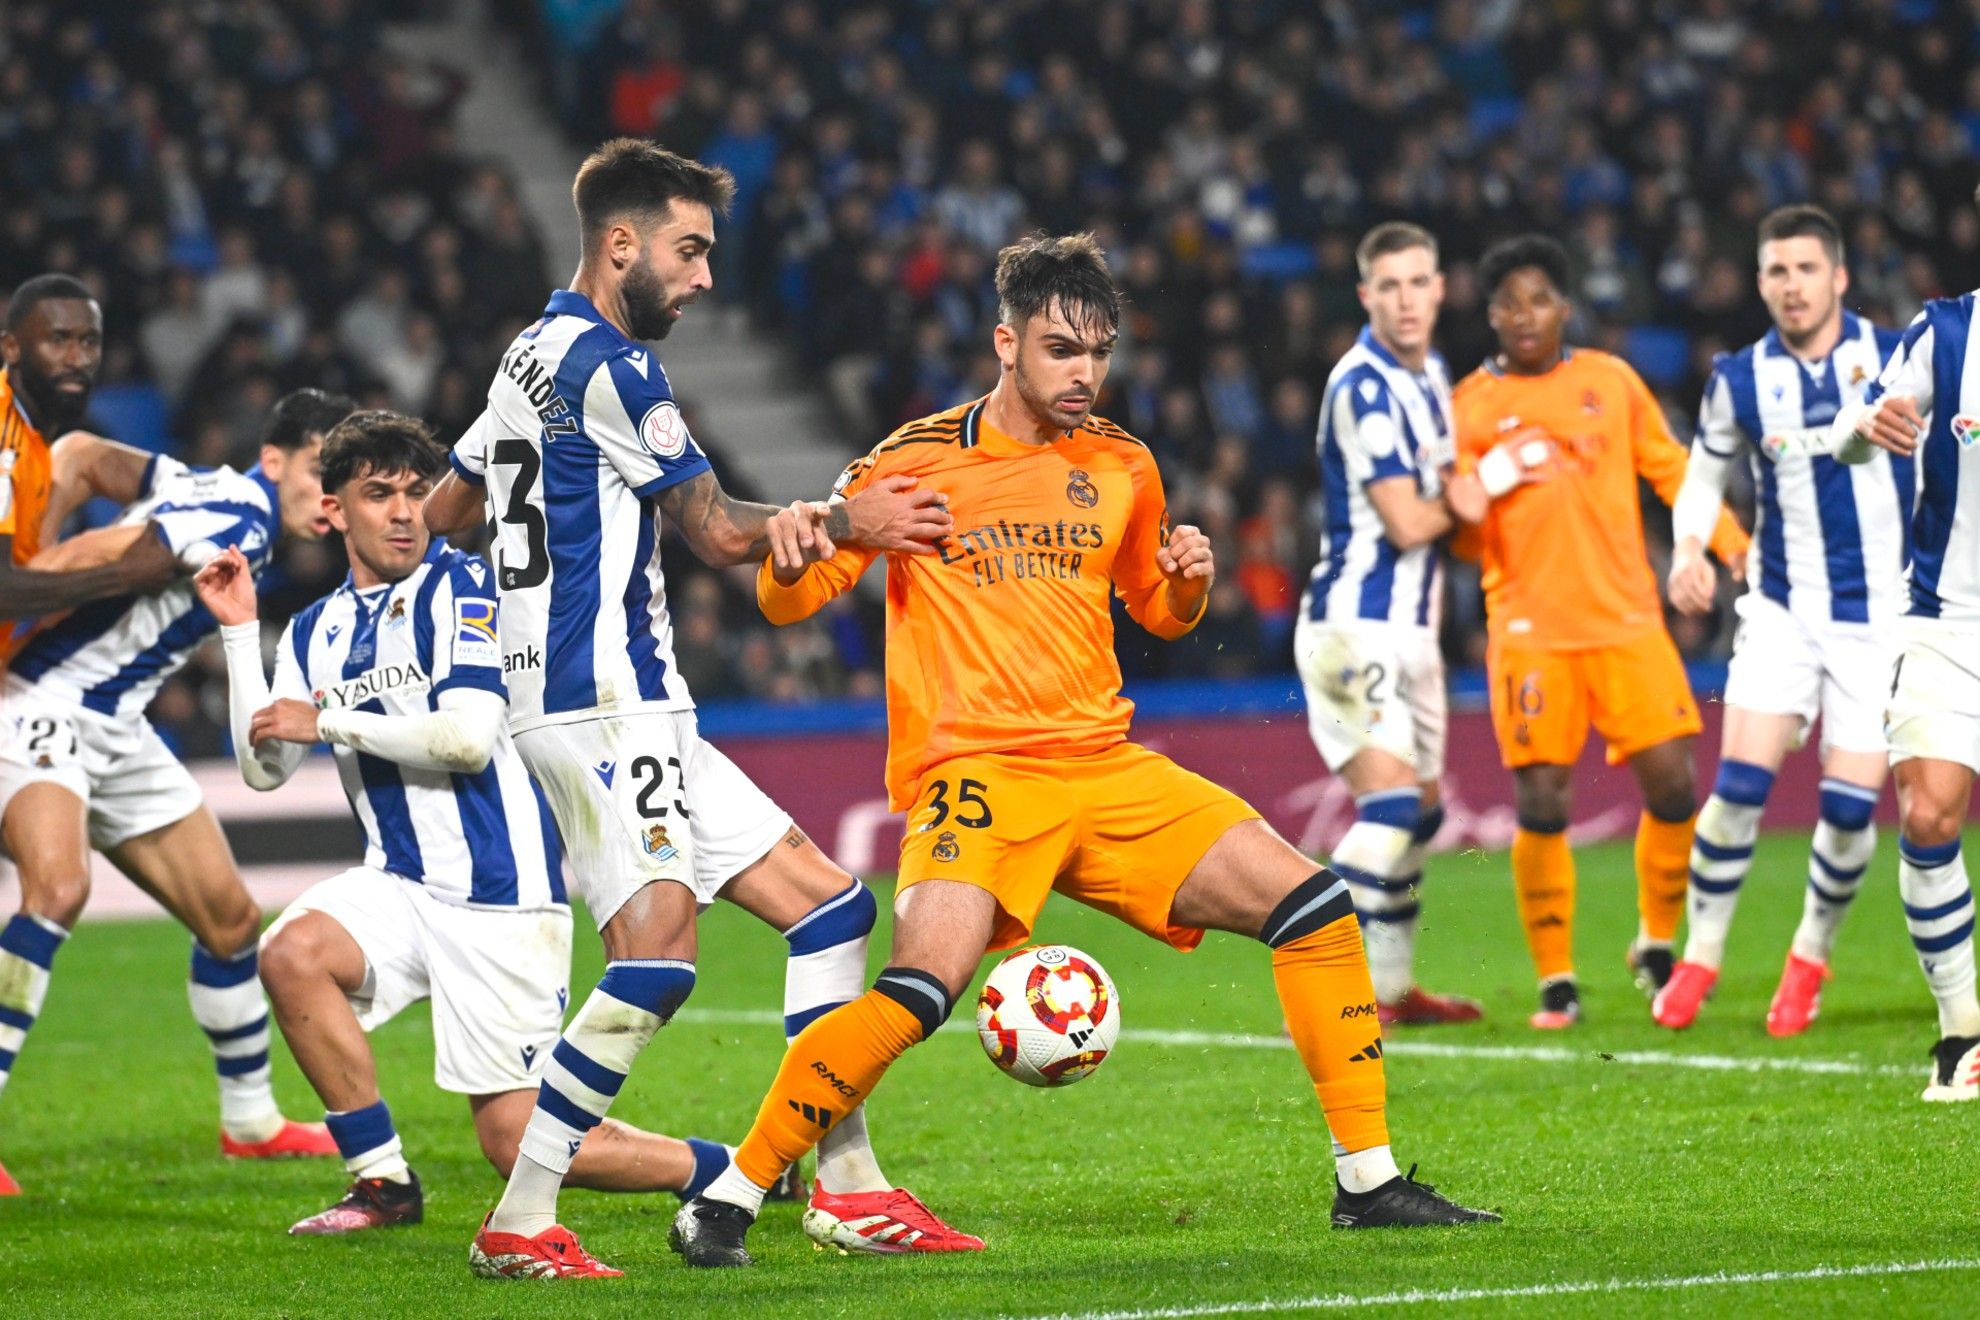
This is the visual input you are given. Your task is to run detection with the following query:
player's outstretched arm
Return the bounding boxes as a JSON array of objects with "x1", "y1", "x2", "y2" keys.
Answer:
[
  {"x1": 196, "y1": 547, "x2": 306, "y2": 791},
  {"x1": 661, "y1": 471, "x2": 951, "y2": 568},
  {"x1": 1834, "y1": 393, "x2": 1925, "y2": 464},
  {"x1": 42, "y1": 432, "x2": 157, "y2": 539},
  {"x1": 0, "y1": 524, "x2": 177, "y2": 621}
]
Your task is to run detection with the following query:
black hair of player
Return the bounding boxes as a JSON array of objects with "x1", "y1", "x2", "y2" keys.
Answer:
[
  {"x1": 319, "y1": 411, "x2": 447, "y2": 495},
  {"x1": 1478, "y1": 235, "x2": 1571, "y2": 301},
  {"x1": 1356, "y1": 222, "x2": 1438, "y2": 281},
  {"x1": 1756, "y1": 204, "x2": 1845, "y2": 268},
  {"x1": 573, "y1": 138, "x2": 736, "y2": 249},
  {"x1": 4, "y1": 273, "x2": 96, "y2": 332},
  {"x1": 995, "y1": 232, "x2": 1121, "y2": 342},
  {"x1": 262, "y1": 387, "x2": 357, "y2": 454}
]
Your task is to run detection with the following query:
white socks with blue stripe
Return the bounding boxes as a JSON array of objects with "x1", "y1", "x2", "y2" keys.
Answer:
[
  {"x1": 1898, "y1": 837, "x2": 1980, "y2": 1038},
  {"x1": 491, "y1": 958, "x2": 696, "y2": 1237},
  {"x1": 189, "y1": 940, "x2": 284, "y2": 1143},
  {"x1": 784, "y1": 881, "x2": 888, "y2": 1194},
  {"x1": 0, "y1": 913, "x2": 66, "y2": 1104},
  {"x1": 1789, "y1": 779, "x2": 1877, "y2": 965},
  {"x1": 1333, "y1": 789, "x2": 1422, "y2": 1003},
  {"x1": 1681, "y1": 760, "x2": 1772, "y2": 970}
]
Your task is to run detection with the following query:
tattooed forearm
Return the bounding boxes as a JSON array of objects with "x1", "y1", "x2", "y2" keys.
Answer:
[{"x1": 658, "y1": 471, "x2": 780, "y2": 567}]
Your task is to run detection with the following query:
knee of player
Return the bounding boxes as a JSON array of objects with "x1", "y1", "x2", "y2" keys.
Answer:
[
  {"x1": 22, "y1": 870, "x2": 89, "y2": 928},
  {"x1": 256, "y1": 923, "x2": 323, "y2": 994},
  {"x1": 198, "y1": 906, "x2": 263, "y2": 965},
  {"x1": 1710, "y1": 759, "x2": 1777, "y2": 812},
  {"x1": 784, "y1": 879, "x2": 876, "y2": 953},
  {"x1": 598, "y1": 958, "x2": 697, "y2": 1023},
  {"x1": 871, "y1": 966, "x2": 956, "y2": 1040},
  {"x1": 1642, "y1": 762, "x2": 1699, "y2": 823},
  {"x1": 1899, "y1": 799, "x2": 1964, "y2": 851},
  {"x1": 1512, "y1": 771, "x2": 1572, "y2": 832}
]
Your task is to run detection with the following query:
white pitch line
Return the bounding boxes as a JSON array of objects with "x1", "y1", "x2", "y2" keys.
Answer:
[
  {"x1": 998, "y1": 1258, "x2": 1980, "y2": 1319},
  {"x1": 670, "y1": 1010, "x2": 1912, "y2": 1077}
]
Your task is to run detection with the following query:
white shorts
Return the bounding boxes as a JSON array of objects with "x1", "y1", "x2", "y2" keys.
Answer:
[
  {"x1": 0, "y1": 681, "x2": 204, "y2": 850},
  {"x1": 1293, "y1": 618, "x2": 1447, "y2": 780},
  {"x1": 513, "y1": 709, "x2": 793, "y2": 927},
  {"x1": 265, "y1": 866, "x2": 572, "y2": 1095},
  {"x1": 1722, "y1": 594, "x2": 1896, "y2": 756},
  {"x1": 1887, "y1": 618, "x2": 1980, "y2": 772}
]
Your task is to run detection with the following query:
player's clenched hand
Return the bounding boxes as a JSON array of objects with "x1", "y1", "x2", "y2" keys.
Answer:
[
  {"x1": 1477, "y1": 427, "x2": 1558, "y2": 497},
  {"x1": 1158, "y1": 524, "x2": 1215, "y2": 583},
  {"x1": 192, "y1": 546, "x2": 259, "y2": 626},
  {"x1": 1666, "y1": 537, "x2": 1717, "y2": 616},
  {"x1": 838, "y1": 475, "x2": 953, "y2": 555},
  {"x1": 249, "y1": 698, "x2": 322, "y2": 747},
  {"x1": 766, "y1": 500, "x2": 837, "y2": 585},
  {"x1": 1858, "y1": 394, "x2": 1923, "y2": 457}
]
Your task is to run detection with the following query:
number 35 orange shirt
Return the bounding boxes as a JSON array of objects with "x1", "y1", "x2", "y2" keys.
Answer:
[{"x1": 756, "y1": 397, "x2": 1201, "y2": 810}]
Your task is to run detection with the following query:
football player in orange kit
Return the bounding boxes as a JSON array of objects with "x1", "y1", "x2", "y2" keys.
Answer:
[
  {"x1": 669, "y1": 234, "x2": 1498, "y2": 1267},
  {"x1": 0, "y1": 275, "x2": 178, "y2": 653},
  {"x1": 1446, "y1": 236, "x2": 1749, "y2": 1029}
]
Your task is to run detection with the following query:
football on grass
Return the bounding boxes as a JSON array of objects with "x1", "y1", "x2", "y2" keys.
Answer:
[{"x1": 976, "y1": 944, "x2": 1119, "y2": 1087}]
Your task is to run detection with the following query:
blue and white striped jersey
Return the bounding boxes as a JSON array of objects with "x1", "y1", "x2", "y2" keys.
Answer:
[
  {"x1": 1304, "y1": 327, "x2": 1452, "y2": 630},
  {"x1": 13, "y1": 457, "x2": 275, "y2": 717},
  {"x1": 1696, "y1": 313, "x2": 1911, "y2": 624},
  {"x1": 1861, "y1": 292, "x2": 1980, "y2": 622},
  {"x1": 451, "y1": 289, "x2": 713, "y2": 731},
  {"x1": 272, "y1": 540, "x2": 566, "y2": 909}
]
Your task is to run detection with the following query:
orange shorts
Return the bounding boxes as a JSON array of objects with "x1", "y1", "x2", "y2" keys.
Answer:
[
  {"x1": 1486, "y1": 628, "x2": 1701, "y2": 768},
  {"x1": 896, "y1": 742, "x2": 1260, "y2": 953}
]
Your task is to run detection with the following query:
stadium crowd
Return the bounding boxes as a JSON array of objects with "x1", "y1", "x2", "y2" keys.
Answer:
[
  {"x1": 508, "y1": 0, "x2": 1980, "y2": 687},
  {"x1": 7, "y1": 0, "x2": 1980, "y2": 743}
]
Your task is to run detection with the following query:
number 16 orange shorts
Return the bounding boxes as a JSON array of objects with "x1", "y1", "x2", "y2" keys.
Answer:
[{"x1": 1486, "y1": 626, "x2": 1702, "y2": 768}]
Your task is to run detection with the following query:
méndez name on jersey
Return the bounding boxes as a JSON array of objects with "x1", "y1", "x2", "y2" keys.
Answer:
[
  {"x1": 274, "y1": 539, "x2": 563, "y2": 909},
  {"x1": 1698, "y1": 312, "x2": 1911, "y2": 623},
  {"x1": 450, "y1": 289, "x2": 712, "y2": 730}
]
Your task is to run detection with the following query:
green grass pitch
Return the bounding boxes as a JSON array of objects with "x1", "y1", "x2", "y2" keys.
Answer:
[{"x1": 3, "y1": 833, "x2": 1976, "y2": 1317}]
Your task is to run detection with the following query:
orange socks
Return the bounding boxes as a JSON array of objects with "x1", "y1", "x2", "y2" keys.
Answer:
[
  {"x1": 1636, "y1": 810, "x2": 1693, "y2": 944},
  {"x1": 731, "y1": 978, "x2": 932, "y2": 1188},
  {"x1": 1272, "y1": 911, "x2": 1390, "y2": 1154},
  {"x1": 1512, "y1": 827, "x2": 1577, "y2": 981}
]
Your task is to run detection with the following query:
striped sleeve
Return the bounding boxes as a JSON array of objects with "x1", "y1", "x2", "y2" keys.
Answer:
[
  {"x1": 450, "y1": 410, "x2": 490, "y2": 485},
  {"x1": 1335, "y1": 370, "x2": 1412, "y2": 484},
  {"x1": 426, "y1": 556, "x2": 506, "y2": 700},
  {"x1": 1694, "y1": 360, "x2": 1742, "y2": 459},
  {"x1": 584, "y1": 353, "x2": 712, "y2": 499}
]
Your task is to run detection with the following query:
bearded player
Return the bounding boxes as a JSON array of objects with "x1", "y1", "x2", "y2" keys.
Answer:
[
  {"x1": 1446, "y1": 235, "x2": 1750, "y2": 1029},
  {"x1": 1654, "y1": 206, "x2": 1908, "y2": 1035},
  {"x1": 670, "y1": 233, "x2": 1498, "y2": 1268}
]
